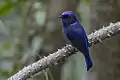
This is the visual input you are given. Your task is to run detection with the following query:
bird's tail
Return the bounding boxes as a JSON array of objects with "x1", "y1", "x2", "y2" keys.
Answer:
[{"x1": 85, "y1": 56, "x2": 93, "y2": 71}]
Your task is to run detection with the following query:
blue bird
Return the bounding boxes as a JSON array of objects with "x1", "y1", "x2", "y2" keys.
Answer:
[{"x1": 59, "y1": 11, "x2": 93, "y2": 71}]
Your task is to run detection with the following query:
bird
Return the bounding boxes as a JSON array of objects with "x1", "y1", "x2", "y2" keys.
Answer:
[{"x1": 59, "y1": 11, "x2": 93, "y2": 71}]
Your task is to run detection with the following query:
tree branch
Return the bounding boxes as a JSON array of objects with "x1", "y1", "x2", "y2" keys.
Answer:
[{"x1": 8, "y1": 22, "x2": 120, "y2": 80}]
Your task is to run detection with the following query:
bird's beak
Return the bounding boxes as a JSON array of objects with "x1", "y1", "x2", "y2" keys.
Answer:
[{"x1": 58, "y1": 15, "x2": 62, "y2": 18}]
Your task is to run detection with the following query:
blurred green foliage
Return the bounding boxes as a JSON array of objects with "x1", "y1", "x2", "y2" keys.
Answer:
[
  {"x1": 0, "y1": 1, "x2": 14, "y2": 16},
  {"x1": 0, "y1": 0, "x2": 90, "y2": 80},
  {"x1": 0, "y1": 0, "x2": 47, "y2": 79},
  {"x1": 0, "y1": 0, "x2": 27, "y2": 16},
  {"x1": 82, "y1": 0, "x2": 88, "y2": 3},
  {"x1": 0, "y1": 69, "x2": 10, "y2": 77},
  {"x1": 2, "y1": 41, "x2": 11, "y2": 50}
]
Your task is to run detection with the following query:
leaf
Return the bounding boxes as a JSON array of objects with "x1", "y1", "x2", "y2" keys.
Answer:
[
  {"x1": 0, "y1": 0, "x2": 27, "y2": 16},
  {"x1": 0, "y1": 1, "x2": 14, "y2": 16}
]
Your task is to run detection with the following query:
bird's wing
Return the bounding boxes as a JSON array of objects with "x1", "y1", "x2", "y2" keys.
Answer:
[{"x1": 66, "y1": 23, "x2": 89, "y2": 56}]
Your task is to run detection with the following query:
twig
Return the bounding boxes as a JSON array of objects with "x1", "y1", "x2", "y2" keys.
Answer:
[{"x1": 8, "y1": 22, "x2": 120, "y2": 80}]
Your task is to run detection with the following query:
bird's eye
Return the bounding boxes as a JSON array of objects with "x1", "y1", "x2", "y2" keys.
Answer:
[{"x1": 62, "y1": 15, "x2": 69, "y2": 19}]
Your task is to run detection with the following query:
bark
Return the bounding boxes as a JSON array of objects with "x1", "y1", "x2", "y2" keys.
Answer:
[{"x1": 90, "y1": 0, "x2": 120, "y2": 80}]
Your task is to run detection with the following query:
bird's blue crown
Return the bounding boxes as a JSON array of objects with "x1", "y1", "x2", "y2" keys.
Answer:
[{"x1": 59, "y1": 11, "x2": 78, "y2": 27}]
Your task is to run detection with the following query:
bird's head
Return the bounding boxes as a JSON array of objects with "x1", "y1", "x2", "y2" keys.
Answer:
[{"x1": 59, "y1": 11, "x2": 78, "y2": 26}]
